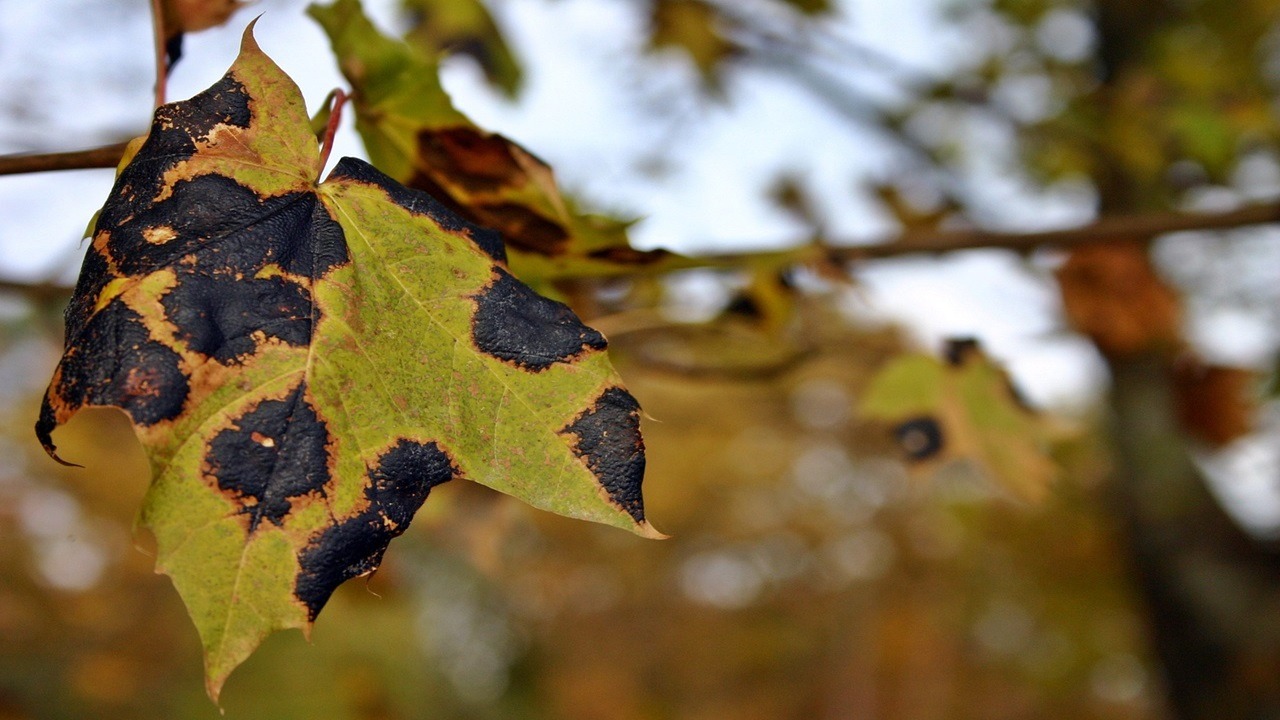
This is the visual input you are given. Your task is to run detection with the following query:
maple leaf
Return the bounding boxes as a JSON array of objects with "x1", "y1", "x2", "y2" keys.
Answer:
[
  {"x1": 859, "y1": 339, "x2": 1060, "y2": 502},
  {"x1": 36, "y1": 25, "x2": 658, "y2": 700}
]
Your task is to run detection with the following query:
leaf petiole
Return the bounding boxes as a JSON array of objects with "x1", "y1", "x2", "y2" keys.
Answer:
[{"x1": 317, "y1": 88, "x2": 348, "y2": 176}]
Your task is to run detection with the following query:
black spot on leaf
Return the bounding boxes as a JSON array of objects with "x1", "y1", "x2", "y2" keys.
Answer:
[
  {"x1": 472, "y1": 201, "x2": 568, "y2": 256},
  {"x1": 204, "y1": 381, "x2": 331, "y2": 531},
  {"x1": 99, "y1": 74, "x2": 251, "y2": 230},
  {"x1": 587, "y1": 245, "x2": 672, "y2": 266},
  {"x1": 294, "y1": 439, "x2": 456, "y2": 619},
  {"x1": 416, "y1": 127, "x2": 526, "y2": 194},
  {"x1": 561, "y1": 387, "x2": 646, "y2": 523},
  {"x1": 305, "y1": 200, "x2": 350, "y2": 278},
  {"x1": 63, "y1": 248, "x2": 114, "y2": 342},
  {"x1": 893, "y1": 416, "x2": 944, "y2": 461},
  {"x1": 107, "y1": 176, "x2": 342, "y2": 280},
  {"x1": 471, "y1": 268, "x2": 607, "y2": 371},
  {"x1": 329, "y1": 157, "x2": 506, "y2": 263},
  {"x1": 43, "y1": 298, "x2": 188, "y2": 436},
  {"x1": 161, "y1": 273, "x2": 312, "y2": 364},
  {"x1": 943, "y1": 337, "x2": 980, "y2": 367},
  {"x1": 164, "y1": 32, "x2": 185, "y2": 70},
  {"x1": 34, "y1": 399, "x2": 61, "y2": 461}
]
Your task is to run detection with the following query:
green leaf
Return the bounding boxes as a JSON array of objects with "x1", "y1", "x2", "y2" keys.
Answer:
[
  {"x1": 401, "y1": 0, "x2": 523, "y2": 97},
  {"x1": 647, "y1": 0, "x2": 739, "y2": 86},
  {"x1": 778, "y1": 0, "x2": 832, "y2": 14},
  {"x1": 860, "y1": 340, "x2": 1057, "y2": 501},
  {"x1": 309, "y1": 0, "x2": 681, "y2": 282},
  {"x1": 37, "y1": 25, "x2": 658, "y2": 701}
]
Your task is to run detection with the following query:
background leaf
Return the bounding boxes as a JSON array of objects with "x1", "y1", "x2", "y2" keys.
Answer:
[
  {"x1": 309, "y1": 0, "x2": 681, "y2": 282},
  {"x1": 860, "y1": 341, "x2": 1059, "y2": 501},
  {"x1": 401, "y1": 0, "x2": 523, "y2": 97}
]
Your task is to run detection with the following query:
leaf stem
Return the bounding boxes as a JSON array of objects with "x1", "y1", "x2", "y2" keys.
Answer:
[
  {"x1": 318, "y1": 90, "x2": 349, "y2": 173},
  {"x1": 826, "y1": 202, "x2": 1280, "y2": 261},
  {"x1": 0, "y1": 142, "x2": 129, "y2": 176},
  {"x1": 0, "y1": 276, "x2": 73, "y2": 301},
  {"x1": 150, "y1": 0, "x2": 168, "y2": 107}
]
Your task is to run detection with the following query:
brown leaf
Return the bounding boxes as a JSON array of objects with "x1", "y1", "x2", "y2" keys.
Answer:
[
  {"x1": 159, "y1": 0, "x2": 247, "y2": 67},
  {"x1": 1173, "y1": 357, "x2": 1256, "y2": 448},
  {"x1": 161, "y1": 0, "x2": 246, "y2": 33},
  {"x1": 1055, "y1": 242, "x2": 1182, "y2": 357}
]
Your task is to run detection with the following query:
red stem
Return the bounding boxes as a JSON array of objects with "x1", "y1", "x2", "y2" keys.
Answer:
[{"x1": 318, "y1": 90, "x2": 349, "y2": 173}]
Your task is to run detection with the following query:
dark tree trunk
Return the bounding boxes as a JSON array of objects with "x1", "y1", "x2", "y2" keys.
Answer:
[
  {"x1": 1106, "y1": 354, "x2": 1280, "y2": 719},
  {"x1": 1086, "y1": 3, "x2": 1280, "y2": 717}
]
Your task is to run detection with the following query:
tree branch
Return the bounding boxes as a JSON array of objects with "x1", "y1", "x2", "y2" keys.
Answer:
[
  {"x1": 0, "y1": 276, "x2": 73, "y2": 302},
  {"x1": 1, "y1": 201, "x2": 1278, "y2": 302},
  {"x1": 0, "y1": 142, "x2": 129, "y2": 176},
  {"x1": 829, "y1": 202, "x2": 1280, "y2": 262}
]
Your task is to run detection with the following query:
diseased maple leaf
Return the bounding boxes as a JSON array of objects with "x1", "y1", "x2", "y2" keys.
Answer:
[
  {"x1": 36, "y1": 25, "x2": 658, "y2": 701},
  {"x1": 860, "y1": 339, "x2": 1060, "y2": 502},
  {"x1": 309, "y1": 0, "x2": 682, "y2": 282}
]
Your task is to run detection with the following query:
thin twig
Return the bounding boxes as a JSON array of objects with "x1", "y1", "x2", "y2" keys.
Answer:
[
  {"x1": 0, "y1": 201, "x2": 1277, "y2": 301},
  {"x1": 829, "y1": 202, "x2": 1280, "y2": 261},
  {"x1": 0, "y1": 143, "x2": 129, "y2": 176},
  {"x1": 150, "y1": 0, "x2": 168, "y2": 107},
  {"x1": 0, "y1": 276, "x2": 72, "y2": 301}
]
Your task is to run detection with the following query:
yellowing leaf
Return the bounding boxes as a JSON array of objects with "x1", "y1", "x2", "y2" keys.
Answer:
[
  {"x1": 161, "y1": 0, "x2": 246, "y2": 32},
  {"x1": 37, "y1": 26, "x2": 657, "y2": 701},
  {"x1": 648, "y1": 0, "x2": 738, "y2": 85},
  {"x1": 402, "y1": 0, "x2": 523, "y2": 97},
  {"x1": 860, "y1": 341, "x2": 1057, "y2": 501},
  {"x1": 309, "y1": 0, "x2": 680, "y2": 282}
]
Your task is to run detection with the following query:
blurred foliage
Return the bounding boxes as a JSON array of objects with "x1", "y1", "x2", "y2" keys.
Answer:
[
  {"x1": 400, "y1": 0, "x2": 523, "y2": 96},
  {"x1": 859, "y1": 339, "x2": 1061, "y2": 502},
  {"x1": 0, "y1": 287, "x2": 1164, "y2": 719},
  {"x1": 312, "y1": 0, "x2": 680, "y2": 284},
  {"x1": 647, "y1": 0, "x2": 740, "y2": 86}
]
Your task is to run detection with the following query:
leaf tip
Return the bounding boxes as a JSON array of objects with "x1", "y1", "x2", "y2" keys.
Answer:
[
  {"x1": 35, "y1": 406, "x2": 83, "y2": 468},
  {"x1": 47, "y1": 453, "x2": 84, "y2": 469},
  {"x1": 635, "y1": 521, "x2": 669, "y2": 540},
  {"x1": 238, "y1": 14, "x2": 267, "y2": 53},
  {"x1": 204, "y1": 672, "x2": 227, "y2": 707}
]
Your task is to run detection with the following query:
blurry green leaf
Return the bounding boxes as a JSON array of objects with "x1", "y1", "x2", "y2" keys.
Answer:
[
  {"x1": 859, "y1": 353, "x2": 945, "y2": 416},
  {"x1": 779, "y1": 0, "x2": 832, "y2": 15},
  {"x1": 310, "y1": 0, "x2": 681, "y2": 282},
  {"x1": 768, "y1": 174, "x2": 822, "y2": 230},
  {"x1": 722, "y1": 269, "x2": 798, "y2": 335},
  {"x1": 308, "y1": 88, "x2": 339, "y2": 141},
  {"x1": 38, "y1": 26, "x2": 656, "y2": 700},
  {"x1": 861, "y1": 341, "x2": 1057, "y2": 501},
  {"x1": 648, "y1": 0, "x2": 738, "y2": 86},
  {"x1": 1168, "y1": 103, "x2": 1237, "y2": 176},
  {"x1": 401, "y1": 0, "x2": 523, "y2": 97}
]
